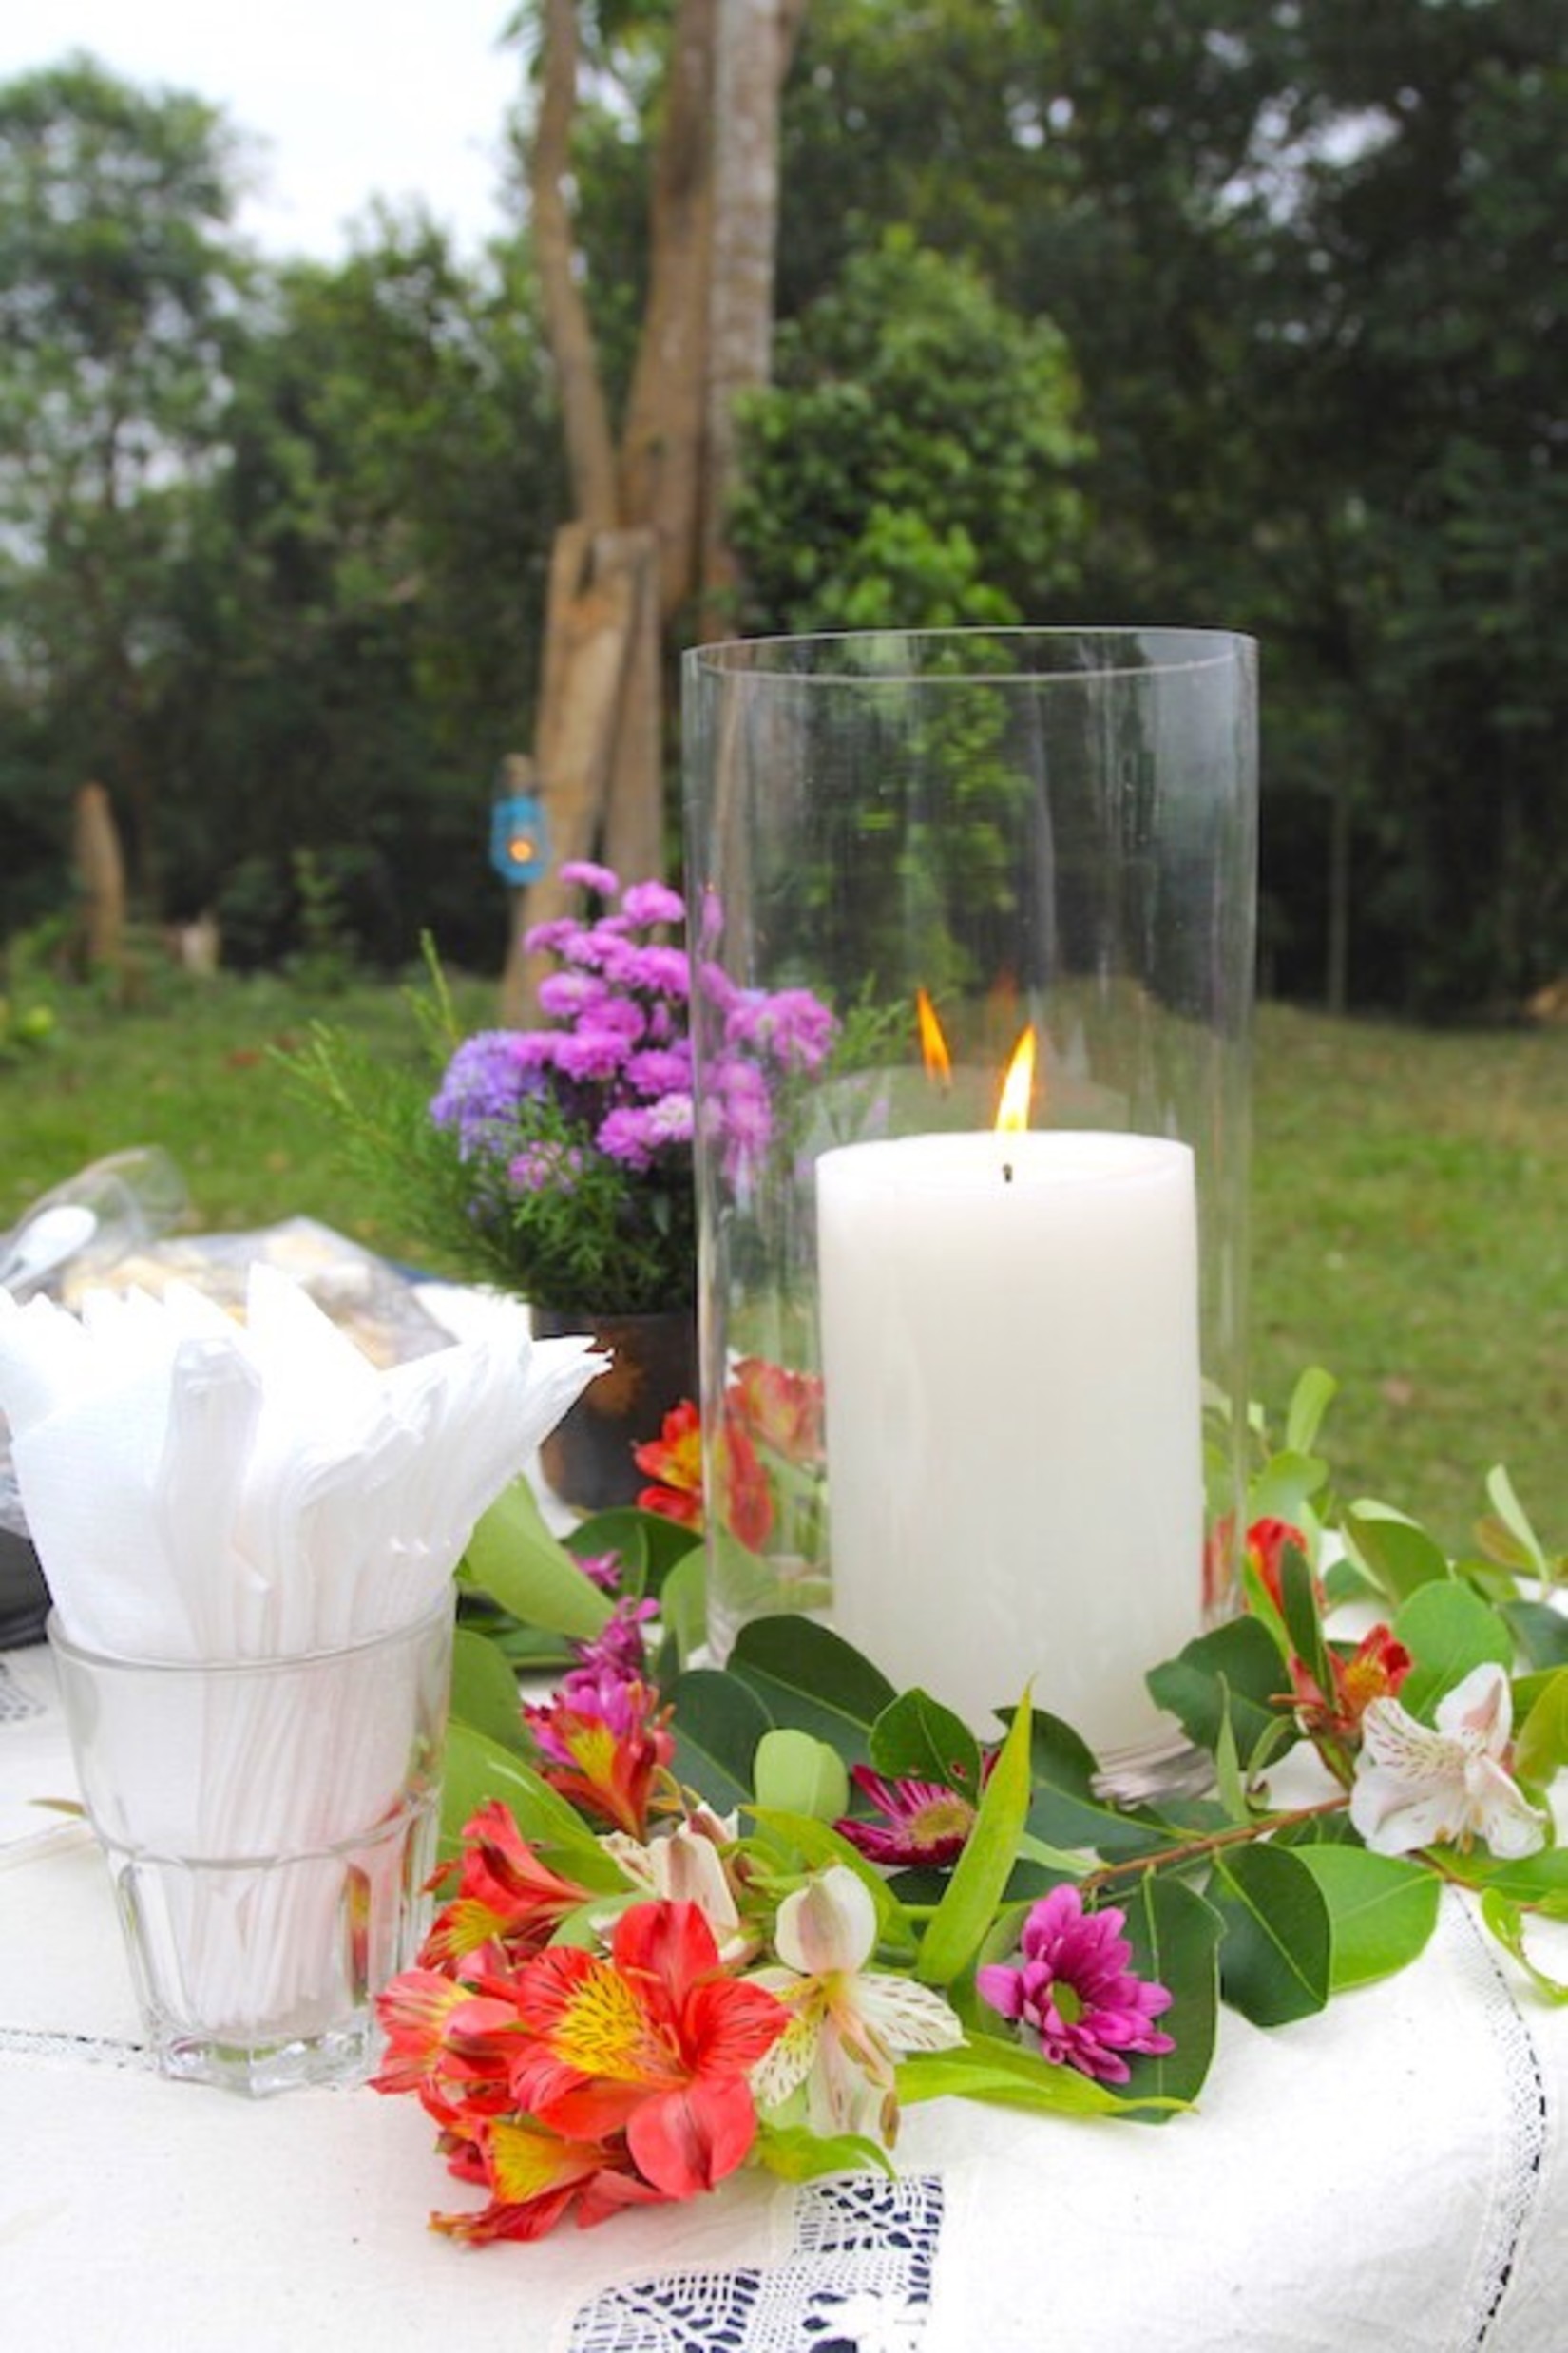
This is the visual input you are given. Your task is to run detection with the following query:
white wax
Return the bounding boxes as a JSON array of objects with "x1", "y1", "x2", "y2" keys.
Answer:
[{"x1": 816, "y1": 1130, "x2": 1205, "y2": 1754}]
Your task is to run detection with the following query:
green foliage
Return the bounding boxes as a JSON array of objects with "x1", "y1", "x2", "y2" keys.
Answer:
[{"x1": 731, "y1": 229, "x2": 1088, "y2": 636}]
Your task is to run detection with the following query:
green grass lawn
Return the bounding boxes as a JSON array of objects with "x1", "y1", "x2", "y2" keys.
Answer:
[{"x1": 4, "y1": 970, "x2": 1564, "y2": 1556}]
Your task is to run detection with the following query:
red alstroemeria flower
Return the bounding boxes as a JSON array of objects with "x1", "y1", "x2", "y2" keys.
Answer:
[
  {"x1": 420, "y1": 1800, "x2": 595, "y2": 1970},
  {"x1": 507, "y1": 1901, "x2": 788, "y2": 2199},
  {"x1": 373, "y1": 1973, "x2": 527, "y2": 2134},
  {"x1": 635, "y1": 1398, "x2": 705, "y2": 1529},
  {"x1": 833, "y1": 1765, "x2": 981, "y2": 1867},
  {"x1": 1291, "y1": 1622, "x2": 1413, "y2": 1744},
  {"x1": 712, "y1": 1412, "x2": 774, "y2": 1551},
  {"x1": 1246, "y1": 1517, "x2": 1314, "y2": 1616},
  {"x1": 431, "y1": 2116, "x2": 667, "y2": 2245},
  {"x1": 526, "y1": 1671, "x2": 676, "y2": 1839},
  {"x1": 729, "y1": 1356, "x2": 825, "y2": 1468}
]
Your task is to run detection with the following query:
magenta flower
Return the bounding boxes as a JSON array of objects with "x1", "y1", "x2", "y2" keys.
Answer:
[
  {"x1": 834, "y1": 1766, "x2": 979, "y2": 1866},
  {"x1": 976, "y1": 1884, "x2": 1176, "y2": 2085},
  {"x1": 567, "y1": 1595, "x2": 660, "y2": 1684},
  {"x1": 559, "y1": 858, "x2": 621, "y2": 897},
  {"x1": 621, "y1": 879, "x2": 686, "y2": 928}
]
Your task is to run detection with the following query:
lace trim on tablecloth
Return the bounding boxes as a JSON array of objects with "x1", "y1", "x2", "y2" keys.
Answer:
[
  {"x1": 566, "y1": 2171, "x2": 945, "y2": 2353},
  {"x1": 0, "y1": 2026, "x2": 151, "y2": 2070},
  {"x1": 1448, "y1": 1899, "x2": 1548, "y2": 2346}
]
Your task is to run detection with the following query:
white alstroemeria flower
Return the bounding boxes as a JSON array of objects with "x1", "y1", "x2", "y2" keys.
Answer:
[
  {"x1": 751, "y1": 1864, "x2": 964, "y2": 2144},
  {"x1": 600, "y1": 1810, "x2": 755, "y2": 1963},
  {"x1": 1349, "y1": 1661, "x2": 1548, "y2": 1860}
]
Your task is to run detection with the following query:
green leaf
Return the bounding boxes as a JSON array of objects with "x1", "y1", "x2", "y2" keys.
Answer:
[
  {"x1": 666, "y1": 1668, "x2": 774, "y2": 1812},
  {"x1": 567, "y1": 1507, "x2": 703, "y2": 1599},
  {"x1": 1501, "y1": 1600, "x2": 1568, "y2": 1671},
  {"x1": 1392, "y1": 1581, "x2": 1514, "y2": 1721},
  {"x1": 1291, "y1": 1845, "x2": 1442, "y2": 1990},
  {"x1": 1248, "y1": 1448, "x2": 1329, "y2": 1527},
  {"x1": 1284, "y1": 1366, "x2": 1338, "y2": 1457},
  {"x1": 458, "y1": 1478, "x2": 611, "y2": 1638},
  {"x1": 1515, "y1": 1666, "x2": 1568, "y2": 1786},
  {"x1": 1484, "y1": 1465, "x2": 1550, "y2": 1580},
  {"x1": 917, "y1": 1694, "x2": 1032, "y2": 1986},
  {"x1": 438, "y1": 1720, "x2": 618, "y2": 1874},
  {"x1": 1024, "y1": 1711, "x2": 1166, "y2": 1861},
  {"x1": 1120, "y1": 1871, "x2": 1224, "y2": 2112},
  {"x1": 754, "y1": 2124, "x2": 895, "y2": 2183},
  {"x1": 1209, "y1": 1843, "x2": 1331, "y2": 2026},
  {"x1": 449, "y1": 1626, "x2": 527, "y2": 1754},
  {"x1": 653, "y1": 1546, "x2": 707, "y2": 1679},
  {"x1": 1481, "y1": 1891, "x2": 1568, "y2": 2003},
  {"x1": 754, "y1": 1728, "x2": 851, "y2": 1823},
  {"x1": 746, "y1": 1810, "x2": 913, "y2": 1943},
  {"x1": 870, "y1": 1689, "x2": 985, "y2": 1797},
  {"x1": 1344, "y1": 1503, "x2": 1452, "y2": 1604},
  {"x1": 1146, "y1": 1614, "x2": 1294, "y2": 1770},
  {"x1": 729, "y1": 1616, "x2": 896, "y2": 1762},
  {"x1": 899, "y1": 2037, "x2": 1173, "y2": 2120},
  {"x1": 1280, "y1": 1543, "x2": 1333, "y2": 1700}
]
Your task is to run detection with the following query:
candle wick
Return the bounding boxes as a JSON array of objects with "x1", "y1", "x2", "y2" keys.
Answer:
[{"x1": 1003, "y1": 1160, "x2": 1014, "y2": 1184}]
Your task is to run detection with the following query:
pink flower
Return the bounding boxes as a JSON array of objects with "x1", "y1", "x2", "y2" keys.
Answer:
[
  {"x1": 834, "y1": 1766, "x2": 978, "y2": 1866},
  {"x1": 976, "y1": 1884, "x2": 1176, "y2": 2086}
]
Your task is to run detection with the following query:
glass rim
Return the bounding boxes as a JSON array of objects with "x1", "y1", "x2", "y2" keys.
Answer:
[
  {"x1": 683, "y1": 623, "x2": 1256, "y2": 687},
  {"x1": 44, "y1": 1585, "x2": 454, "y2": 1678}
]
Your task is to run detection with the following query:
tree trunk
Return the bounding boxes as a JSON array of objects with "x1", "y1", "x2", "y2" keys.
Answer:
[
  {"x1": 504, "y1": 0, "x2": 802, "y2": 1019},
  {"x1": 71, "y1": 780, "x2": 126, "y2": 978}
]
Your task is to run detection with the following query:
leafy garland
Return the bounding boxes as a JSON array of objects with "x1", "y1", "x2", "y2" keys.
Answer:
[{"x1": 376, "y1": 1371, "x2": 1568, "y2": 2244}]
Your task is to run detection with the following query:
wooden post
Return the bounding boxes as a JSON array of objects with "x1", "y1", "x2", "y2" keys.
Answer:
[{"x1": 71, "y1": 781, "x2": 125, "y2": 980}]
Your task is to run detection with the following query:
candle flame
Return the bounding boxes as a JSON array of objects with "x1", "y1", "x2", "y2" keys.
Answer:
[
  {"x1": 915, "y1": 988, "x2": 952, "y2": 1086},
  {"x1": 995, "y1": 1027, "x2": 1037, "y2": 1133}
]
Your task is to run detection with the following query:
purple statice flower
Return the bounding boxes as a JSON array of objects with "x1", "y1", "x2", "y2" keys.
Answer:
[
  {"x1": 559, "y1": 859, "x2": 621, "y2": 898},
  {"x1": 697, "y1": 958, "x2": 740, "y2": 1018},
  {"x1": 600, "y1": 937, "x2": 691, "y2": 1000},
  {"x1": 430, "y1": 1031, "x2": 540, "y2": 1153},
  {"x1": 594, "y1": 1104, "x2": 661, "y2": 1170},
  {"x1": 566, "y1": 1595, "x2": 660, "y2": 1685},
  {"x1": 725, "y1": 986, "x2": 837, "y2": 1073},
  {"x1": 625, "y1": 1046, "x2": 693, "y2": 1099},
  {"x1": 976, "y1": 1884, "x2": 1176, "y2": 2086},
  {"x1": 523, "y1": 915, "x2": 583, "y2": 957},
  {"x1": 508, "y1": 1139, "x2": 584, "y2": 1194},
  {"x1": 706, "y1": 1052, "x2": 774, "y2": 1182},
  {"x1": 553, "y1": 1023, "x2": 634, "y2": 1083},
  {"x1": 621, "y1": 879, "x2": 686, "y2": 928},
  {"x1": 537, "y1": 969, "x2": 609, "y2": 1021}
]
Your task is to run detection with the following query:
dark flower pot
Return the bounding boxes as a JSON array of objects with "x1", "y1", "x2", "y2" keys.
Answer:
[{"x1": 531, "y1": 1304, "x2": 699, "y2": 1513}]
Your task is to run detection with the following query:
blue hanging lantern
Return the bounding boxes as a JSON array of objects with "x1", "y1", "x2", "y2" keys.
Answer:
[{"x1": 490, "y1": 790, "x2": 548, "y2": 886}]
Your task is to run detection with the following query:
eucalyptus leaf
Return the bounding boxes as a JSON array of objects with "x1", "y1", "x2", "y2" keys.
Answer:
[
  {"x1": 1120, "y1": 1871, "x2": 1224, "y2": 2113},
  {"x1": 754, "y1": 1728, "x2": 851, "y2": 1823},
  {"x1": 1209, "y1": 1843, "x2": 1331, "y2": 2026},
  {"x1": 870, "y1": 1689, "x2": 984, "y2": 1797},
  {"x1": 1344, "y1": 1503, "x2": 1452, "y2": 1604},
  {"x1": 1146, "y1": 1614, "x2": 1294, "y2": 1771},
  {"x1": 438, "y1": 1720, "x2": 620, "y2": 1873},
  {"x1": 666, "y1": 1667, "x2": 774, "y2": 1812},
  {"x1": 654, "y1": 1547, "x2": 708, "y2": 1679},
  {"x1": 1280, "y1": 1544, "x2": 1332, "y2": 1700},
  {"x1": 729, "y1": 1616, "x2": 896, "y2": 1762},
  {"x1": 1291, "y1": 1845, "x2": 1442, "y2": 1990},
  {"x1": 1501, "y1": 1601, "x2": 1568, "y2": 1673},
  {"x1": 1284, "y1": 1366, "x2": 1338, "y2": 1458},
  {"x1": 1392, "y1": 1581, "x2": 1514, "y2": 1721},
  {"x1": 567, "y1": 1506, "x2": 704, "y2": 1598},
  {"x1": 1024, "y1": 1711, "x2": 1167, "y2": 1861},
  {"x1": 917, "y1": 1696, "x2": 1032, "y2": 1986},
  {"x1": 449, "y1": 1625, "x2": 528, "y2": 1755},
  {"x1": 1484, "y1": 1466, "x2": 1550, "y2": 1580},
  {"x1": 1247, "y1": 1448, "x2": 1329, "y2": 1527},
  {"x1": 1515, "y1": 1667, "x2": 1568, "y2": 1787},
  {"x1": 458, "y1": 1477, "x2": 611, "y2": 1638}
]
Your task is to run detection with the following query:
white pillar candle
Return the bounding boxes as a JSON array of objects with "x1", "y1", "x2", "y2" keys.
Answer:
[{"x1": 816, "y1": 1130, "x2": 1205, "y2": 1754}]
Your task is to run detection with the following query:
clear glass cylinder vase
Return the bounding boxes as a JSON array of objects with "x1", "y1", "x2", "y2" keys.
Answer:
[{"x1": 682, "y1": 627, "x2": 1257, "y2": 1782}]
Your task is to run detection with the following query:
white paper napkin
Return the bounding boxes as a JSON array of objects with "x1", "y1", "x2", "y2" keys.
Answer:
[{"x1": 0, "y1": 1267, "x2": 603, "y2": 1661}]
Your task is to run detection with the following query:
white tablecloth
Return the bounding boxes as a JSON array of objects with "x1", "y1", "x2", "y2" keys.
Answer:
[{"x1": 5, "y1": 1636, "x2": 1568, "y2": 2353}]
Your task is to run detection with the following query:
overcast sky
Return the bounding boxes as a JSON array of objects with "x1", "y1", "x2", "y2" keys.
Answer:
[{"x1": 0, "y1": 3, "x2": 524, "y2": 262}]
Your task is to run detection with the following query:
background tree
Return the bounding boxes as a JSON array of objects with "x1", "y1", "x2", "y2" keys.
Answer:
[{"x1": 0, "y1": 55, "x2": 247, "y2": 913}]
